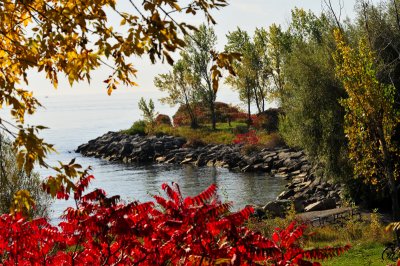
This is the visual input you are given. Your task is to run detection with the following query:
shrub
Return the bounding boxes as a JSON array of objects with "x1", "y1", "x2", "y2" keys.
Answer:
[
  {"x1": 263, "y1": 132, "x2": 286, "y2": 149},
  {"x1": 233, "y1": 130, "x2": 259, "y2": 145},
  {"x1": 0, "y1": 174, "x2": 350, "y2": 265},
  {"x1": 155, "y1": 114, "x2": 172, "y2": 126},
  {"x1": 241, "y1": 144, "x2": 262, "y2": 156},
  {"x1": 183, "y1": 138, "x2": 207, "y2": 148},
  {"x1": 124, "y1": 120, "x2": 146, "y2": 135},
  {"x1": 173, "y1": 102, "x2": 247, "y2": 126},
  {"x1": 0, "y1": 136, "x2": 51, "y2": 218},
  {"x1": 233, "y1": 125, "x2": 249, "y2": 134},
  {"x1": 256, "y1": 108, "x2": 284, "y2": 133}
]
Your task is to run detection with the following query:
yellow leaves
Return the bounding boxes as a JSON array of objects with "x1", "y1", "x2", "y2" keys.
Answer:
[
  {"x1": 210, "y1": 51, "x2": 242, "y2": 92},
  {"x1": 386, "y1": 222, "x2": 400, "y2": 232},
  {"x1": 10, "y1": 190, "x2": 35, "y2": 216},
  {"x1": 172, "y1": 3, "x2": 182, "y2": 12},
  {"x1": 333, "y1": 29, "x2": 400, "y2": 187},
  {"x1": 104, "y1": 76, "x2": 120, "y2": 96},
  {"x1": 14, "y1": 125, "x2": 55, "y2": 174},
  {"x1": 0, "y1": 0, "x2": 228, "y2": 214}
]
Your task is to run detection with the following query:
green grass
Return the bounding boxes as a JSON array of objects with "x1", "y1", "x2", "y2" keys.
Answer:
[
  {"x1": 147, "y1": 122, "x2": 274, "y2": 145},
  {"x1": 321, "y1": 242, "x2": 386, "y2": 266},
  {"x1": 202, "y1": 121, "x2": 247, "y2": 131},
  {"x1": 123, "y1": 121, "x2": 285, "y2": 147},
  {"x1": 247, "y1": 210, "x2": 394, "y2": 266}
]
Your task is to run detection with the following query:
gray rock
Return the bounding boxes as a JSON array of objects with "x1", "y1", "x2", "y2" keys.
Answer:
[
  {"x1": 304, "y1": 198, "x2": 336, "y2": 212},
  {"x1": 277, "y1": 189, "x2": 295, "y2": 200},
  {"x1": 263, "y1": 200, "x2": 292, "y2": 218}
]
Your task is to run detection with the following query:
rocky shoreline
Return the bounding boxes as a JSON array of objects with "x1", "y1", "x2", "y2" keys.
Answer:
[{"x1": 76, "y1": 131, "x2": 344, "y2": 217}]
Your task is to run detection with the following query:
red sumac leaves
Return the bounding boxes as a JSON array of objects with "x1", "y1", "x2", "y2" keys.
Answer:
[{"x1": 0, "y1": 175, "x2": 349, "y2": 265}]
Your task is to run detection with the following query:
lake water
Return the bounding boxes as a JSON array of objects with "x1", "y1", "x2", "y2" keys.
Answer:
[{"x1": 7, "y1": 89, "x2": 285, "y2": 222}]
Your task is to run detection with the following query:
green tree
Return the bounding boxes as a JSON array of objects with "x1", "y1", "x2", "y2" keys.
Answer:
[
  {"x1": 334, "y1": 30, "x2": 400, "y2": 219},
  {"x1": 264, "y1": 24, "x2": 289, "y2": 102},
  {"x1": 0, "y1": 134, "x2": 51, "y2": 217},
  {"x1": 138, "y1": 98, "x2": 158, "y2": 133},
  {"x1": 155, "y1": 59, "x2": 199, "y2": 128},
  {"x1": 183, "y1": 24, "x2": 219, "y2": 130},
  {"x1": 225, "y1": 27, "x2": 272, "y2": 124},
  {"x1": 225, "y1": 28, "x2": 255, "y2": 125},
  {"x1": 279, "y1": 9, "x2": 350, "y2": 179}
]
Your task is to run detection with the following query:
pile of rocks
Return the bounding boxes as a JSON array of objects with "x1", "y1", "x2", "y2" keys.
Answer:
[
  {"x1": 77, "y1": 131, "x2": 344, "y2": 215},
  {"x1": 257, "y1": 174, "x2": 344, "y2": 219},
  {"x1": 77, "y1": 132, "x2": 310, "y2": 172},
  {"x1": 77, "y1": 132, "x2": 187, "y2": 163}
]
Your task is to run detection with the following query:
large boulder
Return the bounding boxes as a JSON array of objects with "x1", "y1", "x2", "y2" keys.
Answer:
[
  {"x1": 263, "y1": 200, "x2": 292, "y2": 218},
  {"x1": 304, "y1": 198, "x2": 336, "y2": 212}
]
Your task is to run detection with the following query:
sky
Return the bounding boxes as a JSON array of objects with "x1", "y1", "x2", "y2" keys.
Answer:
[{"x1": 28, "y1": 0, "x2": 367, "y2": 98}]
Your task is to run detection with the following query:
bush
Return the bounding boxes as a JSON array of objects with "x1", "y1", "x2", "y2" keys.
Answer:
[
  {"x1": 255, "y1": 108, "x2": 284, "y2": 133},
  {"x1": 0, "y1": 175, "x2": 350, "y2": 265},
  {"x1": 155, "y1": 114, "x2": 172, "y2": 126},
  {"x1": 172, "y1": 102, "x2": 247, "y2": 126},
  {"x1": 0, "y1": 136, "x2": 51, "y2": 218},
  {"x1": 233, "y1": 130, "x2": 259, "y2": 145},
  {"x1": 124, "y1": 120, "x2": 146, "y2": 135},
  {"x1": 240, "y1": 144, "x2": 262, "y2": 156},
  {"x1": 263, "y1": 133, "x2": 286, "y2": 149},
  {"x1": 182, "y1": 138, "x2": 207, "y2": 148},
  {"x1": 233, "y1": 125, "x2": 249, "y2": 134}
]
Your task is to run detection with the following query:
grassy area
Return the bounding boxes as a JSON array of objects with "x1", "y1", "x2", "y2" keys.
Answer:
[
  {"x1": 321, "y1": 242, "x2": 386, "y2": 266},
  {"x1": 124, "y1": 121, "x2": 282, "y2": 146},
  {"x1": 247, "y1": 210, "x2": 394, "y2": 265},
  {"x1": 152, "y1": 123, "x2": 238, "y2": 144}
]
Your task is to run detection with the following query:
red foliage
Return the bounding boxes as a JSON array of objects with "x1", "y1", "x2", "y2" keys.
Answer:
[
  {"x1": 155, "y1": 114, "x2": 172, "y2": 126},
  {"x1": 250, "y1": 114, "x2": 263, "y2": 129},
  {"x1": 0, "y1": 174, "x2": 349, "y2": 265},
  {"x1": 233, "y1": 130, "x2": 259, "y2": 145},
  {"x1": 172, "y1": 102, "x2": 246, "y2": 126}
]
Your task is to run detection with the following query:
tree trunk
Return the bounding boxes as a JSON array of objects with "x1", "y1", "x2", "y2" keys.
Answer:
[
  {"x1": 210, "y1": 101, "x2": 216, "y2": 130},
  {"x1": 388, "y1": 166, "x2": 400, "y2": 246},
  {"x1": 253, "y1": 88, "x2": 262, "y2": 114},
  {"x1": 389, "y1": 174, "x2": 400, "y2": 220},
  {"x1": 379, "y1": 126, "x2": 400, "y2": 244},
  {"x1": 247, "y1": 87, "x2": 252, "y2": 128},
  {"x1": 186, "y1": 105, "x2": 198, "y2": 129},
  {"x1": 183, "y1": 89, "x2": 198, "y2": 129}
]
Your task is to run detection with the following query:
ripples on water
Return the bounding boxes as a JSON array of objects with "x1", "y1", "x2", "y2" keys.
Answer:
[{"x1": 3, "y1": 91, "x2": 285, "y2": 222}]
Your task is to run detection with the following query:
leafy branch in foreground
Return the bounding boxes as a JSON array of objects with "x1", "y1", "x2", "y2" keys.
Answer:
[{"x1": 0, "y1": 0, "x2": 231, "y2": 210}]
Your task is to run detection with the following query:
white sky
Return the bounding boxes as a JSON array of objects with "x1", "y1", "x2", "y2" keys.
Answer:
[{"x1": 27, "y1": 0, "x2": 369, "y2": 97}]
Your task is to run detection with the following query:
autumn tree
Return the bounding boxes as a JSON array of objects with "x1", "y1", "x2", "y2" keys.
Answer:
[
  {"x1": 182, "y1": 24, "x2": 219, "y2": 130},
  {"x1": 154, "y1": 59, "x2": 199, "y2": 128},
  {"x1": 334, "y1": 30, "x2": 400, "y2": 219},
  {"x1": 0, "y1": 0, "x2": 229, "y2": 209}
]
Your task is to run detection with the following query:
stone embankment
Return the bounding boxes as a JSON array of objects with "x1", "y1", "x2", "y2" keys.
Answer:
[{"x1": 77, "y1": 131, "x2": 344, "y2": 216}]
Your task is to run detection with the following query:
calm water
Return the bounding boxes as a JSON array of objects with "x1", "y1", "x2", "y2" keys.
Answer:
[{"x1": 10, "y1": 90, "x2": 285, "y2": 222}]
